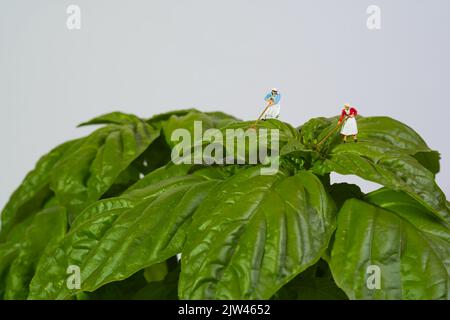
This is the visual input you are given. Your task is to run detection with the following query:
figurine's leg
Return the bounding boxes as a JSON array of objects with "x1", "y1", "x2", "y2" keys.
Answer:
[
  {"x1": 342, "y1": 134, "x2": 347, "y2": 143},
  {"x1": 353, "y1": 134, "x2": 358, "y2": 143}
]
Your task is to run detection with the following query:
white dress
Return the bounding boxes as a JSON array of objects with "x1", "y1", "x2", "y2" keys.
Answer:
[
  {"x1": 340, "y1": 109, "x2": 358, "y2": 135},
  {"x1": 262, "y1": 104, "x2": 280, "y2": 119}
]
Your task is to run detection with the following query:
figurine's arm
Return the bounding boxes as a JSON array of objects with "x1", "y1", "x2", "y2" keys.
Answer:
[
  {"x1": 264, "y1": 94, "x2": 274, "y2": 105},
  {"x1": 338, "y1": 110, "x2": 346, "y2": 124}
]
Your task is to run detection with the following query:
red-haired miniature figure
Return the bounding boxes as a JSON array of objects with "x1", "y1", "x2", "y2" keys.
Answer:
[{"x1": 338, "y1": 104, "x2": 358, "y2": 143}]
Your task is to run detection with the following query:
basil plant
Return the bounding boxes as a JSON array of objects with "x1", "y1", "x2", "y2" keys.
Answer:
[{"x1": 0, "y1": 109, "x2": 448, "y2": 300}]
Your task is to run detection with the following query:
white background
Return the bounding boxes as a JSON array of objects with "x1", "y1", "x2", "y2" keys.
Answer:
[{"x1": 1, "y1": 0, "x2": 449, "y2": 210}]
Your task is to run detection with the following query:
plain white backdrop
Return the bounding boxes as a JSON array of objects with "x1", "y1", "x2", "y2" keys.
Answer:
[{"x1": 1, "y1": 0, "x2": 449, "y2": 210}]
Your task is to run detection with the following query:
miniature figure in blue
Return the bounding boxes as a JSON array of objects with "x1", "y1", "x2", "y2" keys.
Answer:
[{"x1": 262, "y1": 88, "x2": 281, "y2": 120}]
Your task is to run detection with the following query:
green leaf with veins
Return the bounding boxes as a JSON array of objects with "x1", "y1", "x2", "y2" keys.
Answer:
[
  {"x1": 313, "y1": 142, "x2": 449, "y2": 223},
  {"x1": 300, "y1": 116, "x2": 440, "y2": 174},
  {"x1": 162, "y1": 110, "x2": 239, "y2": 148},
  {"x1": 50, "y1": 118, "x2": 159, "y2": 221},
  {"x1": 179, "y1": 166, "x2": 336, "y2": 299},
  {"x1": 330, "y1": 189, "x2": 450, "y2": 299},
  {"x1": 0, "y1": 139, "x2": 80, "y2": 241},
  {"x1": 28, "y1": 166, "x2": 230, "y2": 299},
  {"x1": 4, "y1": 206, "x2": 67, "y2": 299}
]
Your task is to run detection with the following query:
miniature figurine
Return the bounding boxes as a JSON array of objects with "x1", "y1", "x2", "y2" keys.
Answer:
[
  {"x1": 250, "y1": 88, "x2": 282, "y2": 129},
  {"x1": 338, "y1": 103, "x2": 358, "y2": 143},
  {"x1": 261, "y1": 88, "x2": 281, "y2": 120}
]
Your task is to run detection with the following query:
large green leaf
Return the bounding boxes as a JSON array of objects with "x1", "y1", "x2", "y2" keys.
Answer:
[
  {"x1": 2, "y1": 112, "x2": 163, "y2": 238},
  {"x1": 28, "y1": 166, "x2": 227, "y2": 299},
  {"x1": 0, "y1": 244, "x2": 20, "y2": 299},
  {"x1": 173, "y1": 119, "x2": 301, "y2": 170},
  {"x1": 49, "y1": 117, "x2": 159, "y2": 221},
  {"x1": 4, "y1": 206, "x2": 67, "y2": 299},
  {"x1": 300, "y1": 116, "x2": 440, "y2": 174},
  {"x1": 314, "y1": 142, "x2": 449, "y2": 223},
  {"x1": 330, "y1": 189, "x2": 450, "y2": 299},
  {"x1": 28, "y1": 164, "x2": 188, "y2": 299},
  {"x1": 357, "y1": 117, "x2": 440, "y2": 174},
  {"x1": 0, "y1": 139, "x2": 80, "y2": 241},
  {"x1": 162, "y1": 110, "x2": 238, "y2": 148},
  {"x1": 179, "y1": 167, "x2": 336, "y2": 299},
  {"x1": 0, "y1": 211, "x2": 58, "y2": 299},
  {"x1": 220, "y1": 119, "x2": 300, "y2": 157}
]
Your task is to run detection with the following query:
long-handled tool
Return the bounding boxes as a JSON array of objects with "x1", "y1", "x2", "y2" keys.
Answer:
[
  {"x1": 316, "y1": 117, "x2": 348, "y2": 150},
  {"x1": 250, "y1": 101, "x2": 273, "y2": 129}
]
